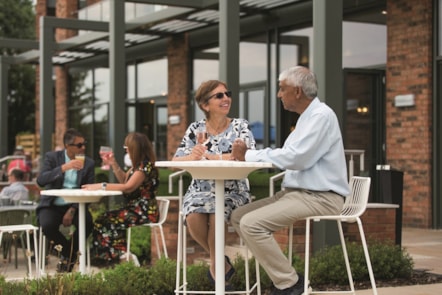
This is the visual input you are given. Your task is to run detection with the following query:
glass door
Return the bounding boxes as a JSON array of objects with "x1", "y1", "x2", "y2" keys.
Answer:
[{"x1": 343, "y1": 69, "x2": 385, "y2": 201}]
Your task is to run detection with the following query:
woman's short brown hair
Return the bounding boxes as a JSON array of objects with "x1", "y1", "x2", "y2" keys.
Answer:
[{"x1": 195, "y1": 80, "x2": 227, "y2": 119}]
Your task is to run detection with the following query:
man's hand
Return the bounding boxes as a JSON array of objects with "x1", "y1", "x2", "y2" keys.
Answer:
[
  {"x1": 232, "y1": 139, "x2": 247, "y2": 161},
  {"x1": 62, "y1": 208, "x2": 75, "y2": 226},
  {"x1": 62, "y1": 160, "x2": 83, "y2": 172}
]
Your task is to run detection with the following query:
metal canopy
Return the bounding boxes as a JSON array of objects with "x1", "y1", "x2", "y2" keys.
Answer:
[{"x1": 0, "y1": 0, "x2": 385, "y2": 67}]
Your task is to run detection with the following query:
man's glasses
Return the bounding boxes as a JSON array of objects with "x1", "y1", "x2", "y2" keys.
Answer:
[
  {"x1": 68, "y1": 141, "x2": 87, "y2": 148},
  {"x1": 206, "y1": 91, "x2": 232, "y2": 101}
]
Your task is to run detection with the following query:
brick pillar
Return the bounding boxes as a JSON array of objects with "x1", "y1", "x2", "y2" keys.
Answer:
[
  {"x1": 386, "y1": 0, "x2": 433, "y2": 227},
  {"x1": 54, "y1": 0, "x2": 79, "y2": 145},
  {"x1": 167, "y1": 35, "x2": 191, "y2": 160},
  {"x1": 35, "y1": 0, "x2": 80, "y2": 143}
]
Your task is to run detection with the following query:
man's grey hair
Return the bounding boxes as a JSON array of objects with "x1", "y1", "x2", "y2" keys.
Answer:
[{"x1": 279, "y1": 66, "x2": 318, "y2": 99}]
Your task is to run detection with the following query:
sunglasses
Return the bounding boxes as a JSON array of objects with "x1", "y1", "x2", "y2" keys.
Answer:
[
  {"x1": 68, "y1": 141, "x2": 87, "y2": 148},
  {"x1": 206, "y1": 91, "x2": 232, "y2": 101}
]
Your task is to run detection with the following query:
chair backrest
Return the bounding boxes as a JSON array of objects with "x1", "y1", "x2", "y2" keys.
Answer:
[
  {"x1": 0, "y1": 209, "x2": 32, "y2": 226},
  {"x1": 156, "y1": 198, "x2": 170, "y2": 225},
  {"x1": 341, "y1": 176, "x2": 371, "y2": 218}
]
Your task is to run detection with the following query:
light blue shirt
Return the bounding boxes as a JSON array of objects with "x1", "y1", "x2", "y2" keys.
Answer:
[
  {"x1": 54, "y1": 151, "x2": 77, "y2": 206},
  {"x1": 0, "y1": 182, "x2": 29, "y2": 202},
  {"x1": 245, "y1": 98, "x2": 350, "y2": 197}
]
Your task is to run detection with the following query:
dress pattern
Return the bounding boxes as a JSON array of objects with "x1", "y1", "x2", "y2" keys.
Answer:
[
  {"x1": 92, "y1": 160, "x2": 159, "y2": 261},
  {"x1": 174, "y1": 118, "x2": 256, "y2": 222}
]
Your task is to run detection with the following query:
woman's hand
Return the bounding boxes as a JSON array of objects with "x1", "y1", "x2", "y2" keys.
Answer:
[
  {"x1": 102, "y1": 152, "x2": 116, "y2": 165},
  {"x1": 190, "y1": 144, "x2": 207, "y2": 160}
]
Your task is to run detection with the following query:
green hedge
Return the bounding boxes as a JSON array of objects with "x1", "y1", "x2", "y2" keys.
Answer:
[{"x1": 0, "y1": 241, "x2": 413, "y2": 295}]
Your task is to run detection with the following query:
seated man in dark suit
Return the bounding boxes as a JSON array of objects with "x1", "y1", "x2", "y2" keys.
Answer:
[{"x1": 37, "y1": 128, "x2": 95, "y2": 272}]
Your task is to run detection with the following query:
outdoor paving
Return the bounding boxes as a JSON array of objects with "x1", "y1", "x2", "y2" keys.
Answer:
[{"x1": 1, "y1": 227, "x2": 442, "y2": 294}]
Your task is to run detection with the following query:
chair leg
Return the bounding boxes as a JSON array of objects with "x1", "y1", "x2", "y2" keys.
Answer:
[
  {"x1": 356, "y1": 219, "x2": 378, "y2": 295},
  {"x1": 336, "y1": 220, "x2": 355, "y2": 293},
  {"x1": 25, "y1": 230, "x2": 33, "y2": 277},
  {"x1": 158, "y1": 224, "x2": 168, "y2": 258},
  {"x1": 241, "y1": 237, "x2": 261, "y2": 295},
  {"x1": 126, "y1": 227, "x2": 132, "y2": 262},
  {"x1": 39, "y1": 228, "x2": 46, "y2": 276},
  {"x1": 152, "y1": 226, "x2": 161, "y2": 259},
  {"x1": 304, "y1": 219, "x2": 311, "y2": 295},
  {"x1": 32, "y1": 228, "x2": 40, "y2": 278},
  {"x1": 175, "y1": 211, "x2": 184, "y2": 294}
]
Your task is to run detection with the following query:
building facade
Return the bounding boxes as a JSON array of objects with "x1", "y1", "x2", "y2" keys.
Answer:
[{"x1": 21, "y1": 0, "x2": 441, "y2": 229}]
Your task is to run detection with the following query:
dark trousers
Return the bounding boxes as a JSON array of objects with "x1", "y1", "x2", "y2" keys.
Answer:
[{"x1": 38, "y1": 205, "x2": 93, "y2": 261}]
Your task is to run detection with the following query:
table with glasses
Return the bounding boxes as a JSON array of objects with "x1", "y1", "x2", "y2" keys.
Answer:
[
  {"x1": 39, "y1": 189, "x2": 122, "y2": 274},
  {"x1": 155, "y1": 160, "x2": 273, "y2": 295}
]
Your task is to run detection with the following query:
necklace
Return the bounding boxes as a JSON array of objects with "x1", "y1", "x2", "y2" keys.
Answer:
[{"x1": 206, "y1": 118, "x2": 229, "y2": 135}]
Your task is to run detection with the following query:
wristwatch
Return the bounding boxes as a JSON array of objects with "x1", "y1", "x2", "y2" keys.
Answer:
[{"x1": 101, "y1": 182, "x2": 107, "y2": 190}]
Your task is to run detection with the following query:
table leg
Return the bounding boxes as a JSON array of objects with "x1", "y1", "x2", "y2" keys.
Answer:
[
  {"x1": 78, "y1": 203, "x2": 86, "y2": 274},
  {"x1": 215, "y1": 179, "x2": 225, "y2": 295}
]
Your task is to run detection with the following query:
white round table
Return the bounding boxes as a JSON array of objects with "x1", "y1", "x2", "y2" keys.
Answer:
[
  {"x1": 155, "y1": 160, "x2": 273, "y2": 295},
  {"x1": 40, "y1": 189, "x2": 122, "y2": 274}
]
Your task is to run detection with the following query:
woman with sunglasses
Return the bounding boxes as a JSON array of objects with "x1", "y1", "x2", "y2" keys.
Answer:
[
  {"x1": 82, "y1": 132, "x2": 159, "y2": 265},
  {"x1": 37, "y1": 128, "x2": 95, "y2": 272},
  {"x1": 172, "y1": 80, "x2": 256, "y2": 289}
]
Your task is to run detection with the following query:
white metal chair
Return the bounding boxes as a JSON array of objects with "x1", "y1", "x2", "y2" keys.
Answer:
[
  {"x1": 172, "y1": 170, "x2": 261, "y2": 295},
  {"x1": 303, "y1": 176, "x2": 377, "y2": 295},
  {"x1": 126, "y1": 198, "x2": 170, "y2": 262},
  {"x1": 0, "y1": 210, "x2": 39, "y2": 278}
]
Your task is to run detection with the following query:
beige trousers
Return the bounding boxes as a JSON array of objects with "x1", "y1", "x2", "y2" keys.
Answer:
[{"x1": 230, "y1": 188, "x2": 344, "y2": 289}]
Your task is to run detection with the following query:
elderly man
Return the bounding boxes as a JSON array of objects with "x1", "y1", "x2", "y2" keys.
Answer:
[{"x1": 231, "y1": 66, "x2": 349, "y2": 295}]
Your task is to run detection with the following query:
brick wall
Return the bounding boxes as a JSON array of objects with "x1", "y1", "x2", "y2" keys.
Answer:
[
  {"x1": 386, "y1": 0, "x2": 433, "y2": 227},
  {"x1": 167, "y1": 35, "x2": 191, "y2": 160},
  {"x1": 152, "y1": 198, "x2": 398, "y2": 264}
]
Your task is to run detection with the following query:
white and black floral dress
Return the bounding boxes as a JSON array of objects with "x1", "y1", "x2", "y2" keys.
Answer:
[{"x1": 174, "y1": 118, "x2": 256, "y2": 223}]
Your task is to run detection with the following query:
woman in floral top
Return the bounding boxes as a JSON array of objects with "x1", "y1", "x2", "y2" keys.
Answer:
[
  {"x1": 172, "y1": 80, "x2": 256, "y2": 287},
  {"x1": 82, "y1": 132, "x2": 159, "y2": 263}
]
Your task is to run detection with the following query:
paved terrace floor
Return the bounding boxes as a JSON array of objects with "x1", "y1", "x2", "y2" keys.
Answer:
[{"x1": 1, "y1": 227, "x2": 442, "y2": 294}]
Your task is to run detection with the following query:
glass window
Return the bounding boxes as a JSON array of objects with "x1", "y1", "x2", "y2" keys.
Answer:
[
  {"x1": 70, "y1": 70, "x2": 93, "y2": 108},
  {"x1": 193, "y1": 56, "x2": 219, "y2": 120},
  {"x1": 94, "y1": 68, "x2": 110, "y2": 104},
  {"x1": 127, "y1": 64, "x2": 135, "y2": 100},
  {"x1": 240, "y1": 42, "x2": 266, "y2": 84},
  {"x1": 137, "y1": 58, "x2": 167, "y2": 98},
  {"x1": 127, "y1": 105, "x2": 136, "y2": 132},
  {"x1": 343, "y1": 22, "x2": 386, "y2": 67},
  {"x1": 281, "y1": 21, "x2": 386, "y2": 68}
]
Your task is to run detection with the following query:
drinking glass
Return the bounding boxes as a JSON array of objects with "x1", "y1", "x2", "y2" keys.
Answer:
[
  {"x1": 99, "y1": 146, "x2": 112, "y2": 170},
  {"x1": 75, "y1": 153, "x2": 85, "y2": 169},
  {"x1": 196, "y1": 126, "x2": 209, "y2": 145}
]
